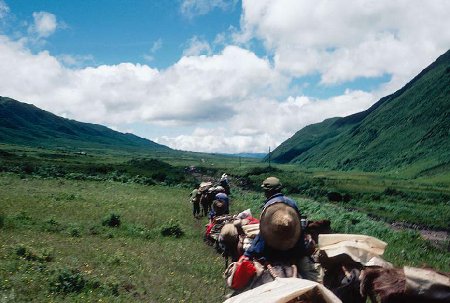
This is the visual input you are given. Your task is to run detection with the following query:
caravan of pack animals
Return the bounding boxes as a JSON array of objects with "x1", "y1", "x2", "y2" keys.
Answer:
[{"x1": 189, "y1": 173, "x2": 450, "y2": 303}]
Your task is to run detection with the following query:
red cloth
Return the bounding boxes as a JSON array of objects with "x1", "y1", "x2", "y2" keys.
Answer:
[
  {"x1": 205, "y1": 223, "x2": 214, "y2": 237},
  {"x1": 231, "y1": 256, "x2": 256, "y2": 289},
  {"x1": 245, "y1": 216, "x2": 259, "y2": 225}
]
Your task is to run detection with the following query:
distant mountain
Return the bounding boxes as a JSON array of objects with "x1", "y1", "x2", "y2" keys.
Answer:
[
  {"x1": 268, "y1": 50, "x2": 450, "y2": 174},
  {"x1": 230, "y1": 153, "x2": 267, "y2": 159},
  {"x1": 0, "y1": 97, "x2": 170, "y2": 152}
]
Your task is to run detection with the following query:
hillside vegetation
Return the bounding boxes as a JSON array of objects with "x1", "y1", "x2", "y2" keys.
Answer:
[
  {"x1": 0, "y1": 97, "x2": 170, "y2": 152},
  {"x1": 269, "y1": 50, "x2": 450, "y2": 176}
]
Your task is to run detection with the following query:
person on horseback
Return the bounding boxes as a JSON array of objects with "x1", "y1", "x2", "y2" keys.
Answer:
[
  {"x1": 243, "y1": 177, "x2": 318, "y2": 281},
  {"x1": 208, "y1": 192, "x2": 230, "y2": 223},
  {"x1": 220, "y1": 173, "x2": 231, "y2": 195}
]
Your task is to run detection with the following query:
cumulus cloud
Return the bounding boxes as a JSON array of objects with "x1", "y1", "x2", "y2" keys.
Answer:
[
  {"x1": 3, "y1": 32, "x2": 373, "y2": 152},
  {"x1": 180, "y1": 0, "x2": 239, "y2": 18},
  {"x1": 183, "y1": 36, "x2": 212, "y2": 56},
  {"x1": 2, "y1": 1, "x2": 449, "y2": 153},
  {"x1": 240, "y1": 0, "x2": 450, "y2": 91},
  {"x1": 156, "y1": 90, "x2": 376, "y2": 153},
  {"x1": 0, "y1": 35, "x2": 285, "y2": 138},
  {"x1": 28, "y1": 11, "x2": 58, "y2": 38}
]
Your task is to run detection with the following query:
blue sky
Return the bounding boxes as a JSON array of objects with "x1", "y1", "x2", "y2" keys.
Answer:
[
  {"x1": 5, "y1": 1, "x2": 242, "y2": 68},
  {"x1": 0, "y1": 0, "x2": 449, "y2": 153}
]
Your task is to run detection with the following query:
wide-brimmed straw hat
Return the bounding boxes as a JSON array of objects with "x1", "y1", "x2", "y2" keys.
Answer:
[
  {"x1": 260, "y1": 202, "x2": 301, "y2": 250},
  {"x1": 261, "y1": 177, "x2": 282, "y2": 191}
]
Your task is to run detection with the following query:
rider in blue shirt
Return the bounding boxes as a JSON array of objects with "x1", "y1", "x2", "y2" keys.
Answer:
[{"x1": 244, "y1": 177, "x2": 306, "y2": 264}]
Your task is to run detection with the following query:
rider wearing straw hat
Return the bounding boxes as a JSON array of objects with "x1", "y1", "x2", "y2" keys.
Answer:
[{"x1": 244, "y1": 177, "x2": 306, "y2": 265}]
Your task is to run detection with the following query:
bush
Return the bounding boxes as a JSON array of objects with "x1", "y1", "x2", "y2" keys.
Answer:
[
  {"x1": 342, "y1": 193, "x2": 352, "y2": 202},
  {"x1": 69, "y1": 227, "x2": 81, "y2": 237},
  {"x1": 13, "y1": 211, "x2": 34, "y2": 226},
  {"x1": 50, "y1": 269, "x2": 86, "y2": 294},
  {"x1": 160, "y1": 219, "x2": 184, "y2": 238},
  {"x1": 88, "y1": 225, "x2": 105, "y2": 235},
  {"x1": 42, "y1": 218, "x2": 64, "y2": 233},
  {"x1": 383, "y1": 187, "x2": 403, "y2": 196},
  {"x1": 102, "y1": 213, "x2": 121, "y2": 228},
  {"x1": 327, "y1": 191, "x2": 342, "y2": 202},
  {"x1": 15, "y1": 245, "x2": 54, "y2": 262},
  {"x1": 0, "y1": 213, "x2": 4, "y2": 228}
]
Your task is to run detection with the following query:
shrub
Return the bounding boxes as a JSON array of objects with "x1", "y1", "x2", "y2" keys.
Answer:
[
  {"x1": 21, "y1": 163, "x2": 35, "y2": 174},
  {"x1": 15, "y1": 245, "x2": 53, "y2": 262},
  {"x1": 69, "y1": 227, "x2": 81, "y2": 237},
  {"x1": 160, "y1": 219, "x2": 184, "y2": 238},
  {"x1": 50, "y1": 269, "x2": 86, "y2": 294},
  {"x1": 66, "y1": 173, "x2": 87, "y2": 180},
  {"x1": 0, "y1": 213, "x2": 4, "y2": 228},
  {"x1": 383, "y1": 187, "x2": 402, "y2": 196},
  {"x1": 13, "y1": 211, "x2": 34, "y2": 226},
  {"x1": 88, "y1": 225, "x2": 105, "y2": 235},
  {"x1": 102, "y1": 213, "x2": 121, "y2": 228},
  {"x1": 327, "y1": 191, "x2": 342, "y2": 202},
  {"x1": 42, "y1": 218, "x2": 64, "y2": 233},
  {"x1": 342, "y1": 193, "x2": 352, "y2": 202}
]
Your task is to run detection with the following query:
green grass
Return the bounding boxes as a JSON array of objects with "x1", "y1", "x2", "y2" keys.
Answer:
[
  {"x1": 1, "y1": 169, "x2": 449, "y2": 302},
  {"x1": 0, "y1": 174, "x2": 226, "y2": 302},
  {"x1": 1, "y1": 142, "x2": 449, "y2": 302}
]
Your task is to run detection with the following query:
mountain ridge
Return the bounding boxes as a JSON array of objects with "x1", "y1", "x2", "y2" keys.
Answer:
[
  {"x1": 0, "y1": 96, "x2": 170, "y2": 152},
  {"x1": 268, "y1": 50, "x2": 450, "y2": 174}
]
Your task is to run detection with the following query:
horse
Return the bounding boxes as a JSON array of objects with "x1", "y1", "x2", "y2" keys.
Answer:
[{"x1": 360, "y1": 266, "x2": 450, "y2": 303}]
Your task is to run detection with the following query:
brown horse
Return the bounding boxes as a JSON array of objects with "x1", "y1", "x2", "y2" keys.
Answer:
[{"x1": 360, "y1": 266, "x2": 450, "y2": 303}]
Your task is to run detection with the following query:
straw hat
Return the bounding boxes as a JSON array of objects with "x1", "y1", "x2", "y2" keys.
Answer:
[
  {"x1": 260, "y1": 202, "x2": 301, "y2": 250},
  {"x1": 261, "y1": 177, "x2": 282, "y2": 191}
]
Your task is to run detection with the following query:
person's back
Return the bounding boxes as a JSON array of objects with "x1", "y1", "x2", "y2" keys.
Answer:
[
  {"x1": 244, "y1": 177, "x2": 318, "y2": 281},
  {"x1": 190, "y1": 187, "x2": 201, "y2": 218}
]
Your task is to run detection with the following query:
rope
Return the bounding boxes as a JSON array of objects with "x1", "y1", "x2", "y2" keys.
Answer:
[
  {"x1": 266, "y1": 264, "x2": 278, "y2": 280},
  {"x1": 266, "y1": 263, "x2": 298, "y2": 280}
]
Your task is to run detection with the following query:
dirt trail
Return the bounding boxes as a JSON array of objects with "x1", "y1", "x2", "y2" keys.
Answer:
[{"x1": 390, "y1": 222, "x2": 449, "y2": 251}]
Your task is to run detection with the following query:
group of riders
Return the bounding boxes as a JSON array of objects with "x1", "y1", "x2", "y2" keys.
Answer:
[
  {"x1": 188, "y1": 174, "x2": 450, "y2": 303},
  {"x1": 190, "y1": 173, "x2": 231, "y2": 219}
]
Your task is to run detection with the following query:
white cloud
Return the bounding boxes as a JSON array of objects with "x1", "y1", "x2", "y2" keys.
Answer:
[
  {"x1": 0, "y1": 0, "x2": 9, "y2": 19},
  {"x1": 57, "y1": 54, "x2": 95, "y2": 67},
  {"x1": 156, "y1": 90, "x2": 376, "y2": 153},
  {"x1": 151, "y1": 38, "x2": 163, "y2": 53},
  {"x1": 240, "y1": 0, "x2": 450, "y2": 91},
  {"x1": 183, "y1": 36, "x2": 212, "y2": 56},
  {"x1": 28, "y1": 11, "x2": 57, "y2": 38},
  {"x1": 143, "y1": 39, "x2": 163, "y2": 62},
  {"x1": 0, "y1": 36, "x2": 286, "y2": 144},
  {"x1": 1, "y1": 1, "x2": 449, "y2": 153},
  {"x1": 180, "y1": 0, "x2": 238, "y2": 18}
]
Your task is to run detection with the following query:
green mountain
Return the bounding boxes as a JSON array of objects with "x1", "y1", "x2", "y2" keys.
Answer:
[
  {"x1": 0, "y1": 97, "x2": 170, "y2": 152},
  {"x1": 269, "y1": 50, "x2": 450, "y2": 174}
]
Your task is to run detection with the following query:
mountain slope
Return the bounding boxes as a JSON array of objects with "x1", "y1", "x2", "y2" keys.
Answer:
[
  {"x1": 0, "y1": 97, "x2": 170, "y2": 151},
  {"x1": 269, "y1": 50, "x2": 450, "y2": 173}
]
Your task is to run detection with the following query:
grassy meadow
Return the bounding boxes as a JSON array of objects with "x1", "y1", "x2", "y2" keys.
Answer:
[
  {"x1": 0, "y1": 174, "x2": 226, "y2": 302},
  {"x1": 1, "y1": 144, "x2": 449, "y2": 302}
]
